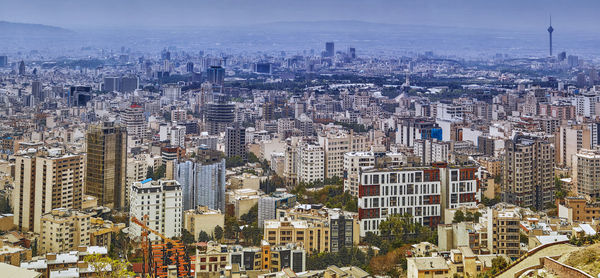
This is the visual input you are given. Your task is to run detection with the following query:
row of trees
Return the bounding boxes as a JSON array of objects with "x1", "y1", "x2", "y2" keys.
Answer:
[
  {"x1": 361, "y1": 214, "x2": 438, "y2": 276},
  {"x1": 224, "y1": 204, "x2": 263, "y2": 246},
  {"x1": 291, "y1": 183, "x2": 357, "y2": 212}
]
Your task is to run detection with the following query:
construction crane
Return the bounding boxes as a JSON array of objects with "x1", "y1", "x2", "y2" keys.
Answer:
[{"x1": 130, "y1": 216, "x2": 191, "y2": 278}]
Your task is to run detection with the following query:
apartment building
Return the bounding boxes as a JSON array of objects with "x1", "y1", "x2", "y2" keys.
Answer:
[
  {"x1": 12, "y1": 148, "x2": 84, "y2": 233},
  {"x1": 39, "y1": 208, "x2": 91, "y2": 254},
  {"x1": 573, "y1": 149, "x2": 600, "y2": 198},
  {"x1": 184, "y1": 206, "x2": 225, "y2": 241},
  {"x1": 296, "y1": 142, "x2": 324, "y2": 184},
  {"x1": 558, "y1": 196, "x2": 600, "y2": 223},
  {"x1": 263, "y1": 218, "x2": 330, "y2": 254},
  {"x1": 129, "y1": 179, "x2": 183, "y2": 241},
  {"x1": 413, "y1": 139, "x2": 451, "y2": 165},
  {"x1": 318, "y1": 130, "x2": 368, "y2": 179},
  {"x1": 277, "y1": 205, "x2": 360, "y2": 253},
  {"x1": 503, "y1": 134, "x2": 555, "y2": 210},
  {"x1": 358, "y1": 163, "x2": 479, "y2": 236},
  {"x1": 85, "y1": 121, "x2": 127, "y2": 210},
  {"x1": 258, "y1": 191, "x2": 296, "y2": 227},
  {"x1": 343, "y1": 151, "x2": 407, "y2": 197},
  {"x1": 195, "y1": 241, "x2": 306, "y2": 276}
]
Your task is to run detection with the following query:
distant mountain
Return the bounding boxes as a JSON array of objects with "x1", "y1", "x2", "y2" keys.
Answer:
[{"x1": 0, "y1": 21, "x2": 73, "y2": 37}]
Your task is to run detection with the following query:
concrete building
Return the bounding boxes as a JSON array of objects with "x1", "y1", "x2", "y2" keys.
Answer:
[
  {"x1": 358, "y1": 164, "x2": 479, "y2": 236},
  {"x1": 573, "y1": 149, "x2": 600, "y2": 198},
  {"x1": 227, "y1": 189, "x2": 262, "y2": 219},
  {"x1": 258, "y1": 191, "x2": 296, "y2": 227},
  {"x1": 125, "y1": 156, "x2": 148, "y2": 208},
  {"x1": 176, "y1": 158, "x2": 226, "y2": 211},
  {"x1": 407, "y1": 247, "x2": 507, "y2": 278},
  {"x1": 225, "y1": 125, "x2": 247, "y2": 160},
  {"x1": 195, "y1": 241, "x2": 306, "y2": 275},
  {"x1": 85, "y1": 122, "x2": 127, "y2": 210},
  {"x1": 503, "y1": 134, "x2": 555, "y2": 210},
  {"x1": 438, "y1": 204, "x2": 524, "y2": 260},
  {"x1": 277, "y1": 205, "x2": 360, "y2": 253},
  {"x1": 414, "y1": 139, "x2": 450, "y2": 165},
  {"x1": 318, "y1": 131, "x2": 368, "y2": 179},
  {"x1": 0, "y1": 241, "x2": 32, "y2": 266},
  {"x1": 12, "y1": 149, "x2": 84, "y2": 232},
  {"x1": 296, "y1": 142, "x2": 324, "y2": 184},
  {"x1": 184, "y1": 206, "x2": 225, "y2": 241},
  {"x1": 343, "y1": 151, "x2": 408, "y2": 197},
  {"x1": 122, "y1": 104, "x2": 146, "y2": 139},
  {"x1": 263, "y1": 218, "x2": 330, "y2": 254},
  {"x1": 170, "y1": 125, "x2": 186, "y2": 147},
  {"x1": 396, "y1": 118, "x2": 442, "y2": 147},
  {"x1": 557, "y1": 124, "x2": 591, "y2": 168},
  {"x1": 163, "y1": 84, "x2": 181, "y2": 102},
  {"x1": 129, "y1": 179, "x2": 182, "y2": 241},
  {"x1": 558, "y1": 196, "x2": 600, "y2": 223},
  {"x1": 39, "y1": 208, "x2": 91, "y2": 254}
]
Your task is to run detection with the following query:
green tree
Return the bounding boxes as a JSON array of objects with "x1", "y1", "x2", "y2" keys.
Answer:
[
  {"x1": 224, "y1": 216, "x2": 240, "y2": 240},
  {"x1": 226, "y1": 156, "x2": 245, "y2": 168},
  {"x1": 84, "y1": 254, "x2": 135, "y2": 278},
  {"x1": 0, "y1": 196, "x2": 11, "y2": 214},
  {"x1": 181, "y1": 229, "x2": 195, "y2": 245},
  {"x1": 197, "y1": 231, "x2": 210, "y2": 242},
  {"x1": 213, "y1": 225, "x2": 224, "y2": 241},
  {"x1": 474, "y1": 211, "x2": 482, "y2": 223},
  {"x1": 240, "y1": 204, "x2": 258, "y2": 225},
  {"x1": 453, "y1": 210, "x2": 465, "y2": 223},
  {"x1": 247, "y1": 152, "x2": 260, "y2": 163}
]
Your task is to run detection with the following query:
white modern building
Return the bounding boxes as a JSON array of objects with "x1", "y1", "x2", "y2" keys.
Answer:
[
  {"x1": 130, "y1": 179, "x2": 183, "y2": 241},
  {"x1": 296, "y1": 142, "x2": 324, "y2": 184}
]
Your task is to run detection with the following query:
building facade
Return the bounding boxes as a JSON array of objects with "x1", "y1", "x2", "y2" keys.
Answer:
[
  {"x1": 129, "y1": 179, "x2": 183, "y2": 241},
  {"x1": 12, "y1": 149, "x2": 84, "y2": 232},
  {"x1": 85, "y1": 122, "x2": 127, "y2": 210}
]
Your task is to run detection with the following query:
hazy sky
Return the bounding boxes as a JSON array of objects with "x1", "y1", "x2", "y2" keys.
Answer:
[{"x1": 1, "y1": 0, "x2": 599, "y2": 33}]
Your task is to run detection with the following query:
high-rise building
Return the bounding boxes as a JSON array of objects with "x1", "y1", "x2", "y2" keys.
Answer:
[
  {"x1": 163, "y1": 83, "x2": 181, "y2": 102},
  {"x1": 357, "y1": 164, "x2": 479, "y2": 236},
  {"x1": 122, "y1": 104, "x2": 146, "y2": 139},
  {"x1": 325, "y1": 42, "x2": 335, "y2": 57},
  {"x1": 0, "y1": 55, "x2": 7, "y2": 67},
  {"x1": 129, "y1": 179, "x2": 182, "y2": 241},
  {"x1": 413, "y1": 139, "x2": 451, "y2": 165},
  {"x1": 170, "y1": 125, "x2": 186, "y2": 147},
  {"x1": 69, "y1": 85, "x2": 93, "y2": 107},
  {"x1": 258, "y1": 191, "x2": 297, "y2": 227},
  {"x1": 296, "y1": 142, "x2": 324, "y2": 184},
  {"x1": 31, "y1": 81, "x2": 43, "y2": 101},
  {"x1": 206, "y1": 66, "x2": 225, "y2": 87},
  {"x1": 125, "y1": 156, "x2": 148, "y2": 208},
  {"x1": 225, "y1": 124, "x2": 246, "y2": 160},
  {"x1": 396, "y1": 118, "x2": 442, "y2": 147},
  {"x1": 176, "y1": 157, "x2": 226, "y2": 211},
  {"x1": 206, "y1": 95, "x2": 235, "y2": 135},
  {"x1": 503, "y1": 134, "x2": 555, "y2": 210},
  {"x1": 318, "y1": 130, "x2": 368, "y2": 179},
  {"x1": 348, "y1": 47, "x2": 356, "y2": 59},
  {"x1": 40, "y1": 208, "x2": 91, "y2": 254},
  {"x1": 18, "y1": 60, "x2": 25, "y2": 75},
  {"x1": 557, "y1": 124, "x2": 591, "y2": 168},
  {"x1": 120, "y1": 76, "x2": 139, "y2": 92},
  {"x1": 85, "y1": 122, "x2": 127, "y2": 210},
  {"x1": 12, "y1": 149, "x2": 85, "y2": 232},
  {"x1": 574, "y1": 149, "x2": 600, "y2": 199},
  {"x1": 186, "y1": 62, "x2": 194, "y2": 73},
  {"x1": 103, "y1": 77, "x2": 120, "y2": 92}
]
